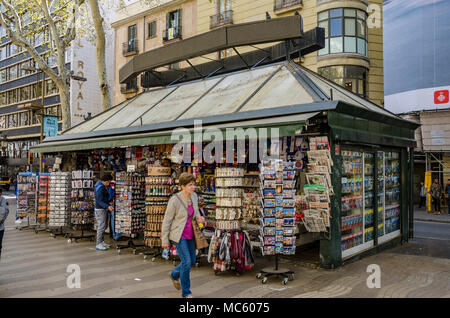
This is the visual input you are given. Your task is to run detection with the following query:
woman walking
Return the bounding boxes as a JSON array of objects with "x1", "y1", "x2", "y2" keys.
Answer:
[{"x1": 162, "y1": 172, "x2": 205, "y2": 298}]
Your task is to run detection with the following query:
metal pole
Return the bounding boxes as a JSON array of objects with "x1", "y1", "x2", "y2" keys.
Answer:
[
  {"x1": 39, "y1": 70, "x2": 44, "y2": 173},
  {"x1": 409, "y1": 148, "x2": 414, "y2": 239}
]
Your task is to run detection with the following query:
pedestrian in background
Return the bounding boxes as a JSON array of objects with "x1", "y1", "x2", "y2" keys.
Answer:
[
  {"x1": 94, "y1": 174, "x2": 113, "y2": 251},
  {"x1": 445, "y1": 179, "x2": 450, "y2": 215},
  {"x1": 162, "y1": 172, "x2": 205, "y2": 298},
  {"x1": 430, "y1": 178, "x2": 442, "y2": 215},
  {"x1": 0, "y1": 188, "x2": 10, "y2": 260},
  {"x1": 418, "y1": 181, "x2": 426, "y2": 208}
]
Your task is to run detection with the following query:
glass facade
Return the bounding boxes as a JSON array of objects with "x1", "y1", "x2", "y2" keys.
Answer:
[
  {"x1": 341, "y1": 148, "x2": 401, "y2": 257},
  {"x1": 318, "y1": 65, "x2": 367, "y2": 98},
  {"x1": 318, "y1": 8, "x2": 368, "y2": 58}
]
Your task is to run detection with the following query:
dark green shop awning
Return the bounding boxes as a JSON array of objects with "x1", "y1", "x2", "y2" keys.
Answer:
[
  {"x1": 31, "y1": 61, "x2": 418, "y2": 154},
  {"x1": 31, "y1": 112, "x2": 319, "y2": 153}
]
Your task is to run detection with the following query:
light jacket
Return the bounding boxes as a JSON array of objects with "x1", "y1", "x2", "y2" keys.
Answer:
[
  {"x1": 0, "y1": 195, "x2": 10, "y2": 231},
  {"x1": 161, "y1": 192, "x2": 200, "y2": 245},
  {"x1": 94, "y1": 180, "x2": 110, "y2": 210}
]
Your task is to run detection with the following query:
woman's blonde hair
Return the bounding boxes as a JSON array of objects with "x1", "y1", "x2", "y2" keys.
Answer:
[{"x1": 179, "y1": 172, "x2": 196, "y2": 187}]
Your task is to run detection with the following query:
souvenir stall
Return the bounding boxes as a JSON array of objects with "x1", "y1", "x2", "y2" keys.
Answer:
[
  {"x1": 114, "y1": 171, "x2": 146, "y2": 254},
  {"x1": 67, "y1": 170, "x2": 95, "y2": 243},
  {"x1": 32, "y1": 60, "x2": 418, "y2": 269},
  {"x1": 48, "y1": 172, "x2": 71, "y2": 237},
  {"x1": 16, "y1": 172, "x2": 38, "y2": 230},
  {"x1": 35, "y1": 173, "x2": 51, "y2": 233}
]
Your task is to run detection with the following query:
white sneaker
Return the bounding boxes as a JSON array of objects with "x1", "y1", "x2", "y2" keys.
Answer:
[
  {"x1": 102, "y1": 242, "x2": 111, "y2": 248},
  {"x1": 15, "y1": 219, "x2": 22, "y2": 224},
  {"x1": 96, "y1": 244, "x2": 108, "y2": 251}
]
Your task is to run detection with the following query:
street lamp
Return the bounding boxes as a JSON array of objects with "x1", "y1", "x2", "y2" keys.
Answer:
[{"x1": 20, "y1": 66, "x2": 45, "y2": 172}]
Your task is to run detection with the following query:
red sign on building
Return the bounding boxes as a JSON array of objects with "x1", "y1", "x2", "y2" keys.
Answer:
[{"x1": 434, "y1": 90, "x2": 449, "y2": 104}]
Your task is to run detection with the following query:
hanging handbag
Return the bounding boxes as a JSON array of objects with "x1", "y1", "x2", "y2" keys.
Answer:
[{"x1": 175, "y1": 193, "x2": 209, "y2": 250}]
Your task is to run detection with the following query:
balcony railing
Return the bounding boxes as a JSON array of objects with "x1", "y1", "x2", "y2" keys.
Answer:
[
  {"x1": 163, "y1": 26, "x2": 182, "y2": 42},
  {"x1": 122, "y1": 39, "x2": 138, "y2": 56},
  {"x1": 210, "y1": 10, "x2": 233, "y2": 29},
  {"x1": 274, "y1": 0, "x2": 303, "y2": 11}
]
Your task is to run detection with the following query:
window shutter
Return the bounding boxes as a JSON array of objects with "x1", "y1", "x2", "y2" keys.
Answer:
[
  {"x1": 177, "y1": 8, "x2": 182, "y2": 36},
  {"x1": 166, "y1": 12, "x2": 170, "y2": 30}
]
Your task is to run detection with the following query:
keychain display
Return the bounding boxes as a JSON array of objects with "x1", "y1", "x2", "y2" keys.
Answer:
[
  {"x1": 144, "y1": 165, "x2": 172, "y2": 247},
  {"x1": 210, "y1": 167, "x2": 254, "y2": 274},
  {"x1": 70, "y1": 170, "x2": 94, "y2": 225},
  {"x1": 49, "y1": 172, "x2": 71, "y2": 227},
  {"x1": 115, "y1": 172, "x2": 146, "y2": 236}
]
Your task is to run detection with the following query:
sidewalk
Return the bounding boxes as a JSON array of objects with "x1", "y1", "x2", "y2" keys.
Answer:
[{"x1": 414, "y1": 206, "x2": 450, "y2": 224}]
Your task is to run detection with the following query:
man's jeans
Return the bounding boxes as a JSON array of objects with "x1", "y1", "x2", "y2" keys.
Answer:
[
  {"x1": 95, "y1": 209, "x2": 107, "y2": 245},
  {"x1": 171, "y1": 238, "x2": 196, "y2": 297}
]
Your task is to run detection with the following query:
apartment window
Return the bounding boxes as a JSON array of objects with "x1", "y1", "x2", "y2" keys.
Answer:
[
  {"x1": 148, "y1": 21, "x2": 156, "y2": 38},
  {"x1": 0, "y1": 92, "x2": 6, "y2": 105},
  {"x1": 8, "y1": 113, "x2": 18, "y2": 128},
  {"x1": 0, "y1": 46, "x2": 6, "y2": 60},
  {"x1": 128, "y1": 25, "x2": 137, "y2": 51},
  {"x1": 211, "y1": 0, "x2": 232, "y2": 29},
  {"x1": 0, "y1": 68, "x2": 6, "y2": 83},
  {"x1": 19, "y1": 111, "x2": 30, "y2": 126},
  {"x1": 32, "y1": 82, "x2": 43, "y2": 99},
  {"x1": 318, "y1": 65, "x2": 367, "y2": 98},
  {"x1": 219, "y1": 49, "x2": 232, "y2": 59},
  {"x1": 0, "y1": 116, "x2": 5, "y2": 129},
  {"x1": 165, "y1": 9, "x2": 182, "y2": 41},
  {"x1": 19, "y1": 86, "x2": 30, "y2": 102},
  {"x1": 8, "y1": 89, "x2": 17, "y2": 104},
  {"x1": 45, "y1": 79, "x2": 58, "y2": 96},
  {"x1": 8, "y1": 65, "x2": 18, "y2": 81},
  {"x1": 318, "y1": 8, "x2": 368, "y2": 57},
  {"x1": 10, "y1": 43, "x2": 20, "y2": 56}
]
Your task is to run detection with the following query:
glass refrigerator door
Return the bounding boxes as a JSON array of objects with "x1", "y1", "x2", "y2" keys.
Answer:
[
  {"x1": 341, "y1": 149, "x2": 364, "y2": 252},
  {"x1": 376, "y1": 151, "x2": 385, "y2": 238},
  {"x1": 363, "y1": 152, "x2": 374, "y2": 243},
  {"x1": 384, "y1": 151, "x2": 401, "y2": 234}
]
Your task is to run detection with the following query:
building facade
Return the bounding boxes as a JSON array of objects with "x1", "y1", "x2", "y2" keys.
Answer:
[
  {"x1": 112, "y1": 0, "x2": 198, "y2": 105},
  {"x1": 384, "y1": 0, "x2": 450, "y2": 202},
  {"x1": 0, "y1": 13, "x2": 114, "y2": 173},
  {"x1": 198, "y1": 0, "x2": 384, "y2": 106},
  {"x1": 112, "y1": 0, "x2": 383, "y2": 107}
]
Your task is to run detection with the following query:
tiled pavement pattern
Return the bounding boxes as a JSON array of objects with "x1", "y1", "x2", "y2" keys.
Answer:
[{"x1": 1, "y1": 228, "x2": 449, "y2": 298}]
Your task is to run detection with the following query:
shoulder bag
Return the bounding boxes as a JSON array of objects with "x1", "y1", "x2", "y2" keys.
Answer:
[{"x1": 175, "y1": 193, "x2": 209, "y2": 250}]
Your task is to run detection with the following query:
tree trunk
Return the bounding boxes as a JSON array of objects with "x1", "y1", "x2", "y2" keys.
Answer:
[
  {"x1": 88, "y1": 0, "x2": 111, "y2": 111},
  {"x1": 58, "y1": 82, "x2": 71, "y2": 131}
]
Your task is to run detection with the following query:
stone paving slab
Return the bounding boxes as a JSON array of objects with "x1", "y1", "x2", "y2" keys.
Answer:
[{"x1": 1, "y1": 227, "x2": 449, "y2": 298}]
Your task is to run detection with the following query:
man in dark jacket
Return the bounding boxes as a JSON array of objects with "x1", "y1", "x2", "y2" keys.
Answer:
[{"x1": 94, "y1": 174, "x2": 113, "y2": 251}]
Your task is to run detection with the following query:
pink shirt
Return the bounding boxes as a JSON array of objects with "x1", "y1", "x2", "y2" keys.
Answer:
[{"x1": 181, "y1": 204, "x2": 194, "y2": 240}]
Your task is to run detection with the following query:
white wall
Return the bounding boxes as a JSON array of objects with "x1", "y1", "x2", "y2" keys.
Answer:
[{"x1": 69, "y1": 9, "x2": 115, "y2": 127}]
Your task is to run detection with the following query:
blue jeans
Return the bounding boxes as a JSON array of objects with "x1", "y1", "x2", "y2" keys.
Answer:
[{"x1": 171, "y1": 238, "x2": 196, "y2": 297}]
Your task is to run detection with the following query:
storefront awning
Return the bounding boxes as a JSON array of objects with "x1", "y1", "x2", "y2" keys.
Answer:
[{"x1": 31, "y1": 61, "x2": 417, "y2": 154}]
